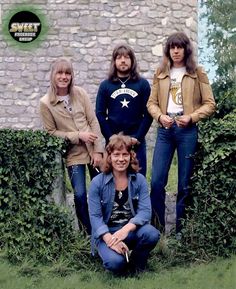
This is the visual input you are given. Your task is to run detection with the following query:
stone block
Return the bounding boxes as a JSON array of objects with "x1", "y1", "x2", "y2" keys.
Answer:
[
  {"x1": 152, "y1": 44, "x2": 163, "y2": 57},
  {"x1": 0, "y1": 0, "x2": 198, "y2": 150}
]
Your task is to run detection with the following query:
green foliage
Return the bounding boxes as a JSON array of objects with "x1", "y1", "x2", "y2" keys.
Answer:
[
  {"x1": 176, "y1": 106, "x2": 236, "y2": 260},
  {"x1": 213, "y1": 87, "x2": 236, "y2": 118},
  {"x1": 200, "y1": 0, "x2": 236, "y2": 93},
  {"x1": 0, "y1": 129, "x2": 92, "y2": 266}
]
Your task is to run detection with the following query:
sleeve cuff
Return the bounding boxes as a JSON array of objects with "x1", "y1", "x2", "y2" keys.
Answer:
[{"x1": 95, "y1": 224, "x2": 109, "y2": 239}]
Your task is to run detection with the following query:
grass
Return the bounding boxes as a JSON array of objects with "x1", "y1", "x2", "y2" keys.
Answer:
[
  {"x1": 0, "y1": 254, "x2": 235, "y2": 289},
  {"x1": 1, "y1": 149, "x2": 235, "y2": 288}
]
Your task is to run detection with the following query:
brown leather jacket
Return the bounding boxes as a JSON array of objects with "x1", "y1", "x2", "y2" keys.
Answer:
[
  {"x1": 147, "y1": 66, "x2": 216, "y2": 124},
  {"x1": 40, "y1": 86, "x2": 104, "y2": 167}
]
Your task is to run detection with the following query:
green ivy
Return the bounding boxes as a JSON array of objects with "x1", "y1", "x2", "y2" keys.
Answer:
[
  {"x1": 0, "y1": 129, "x2": 78, "y2": 263},
  {"x1": 177, "y1": 106, "x2": 236, "y2": 260}
]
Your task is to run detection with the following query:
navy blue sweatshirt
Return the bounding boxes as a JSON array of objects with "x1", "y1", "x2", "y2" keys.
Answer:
[{"x1": 96, "y1": 77, "x2": 153, "y2": 142}]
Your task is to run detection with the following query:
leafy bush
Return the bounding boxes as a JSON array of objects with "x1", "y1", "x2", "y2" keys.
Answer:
[
  {"x1": 1, "y1": 120, "x2": 235, "y2": 269},
  {"x1": 176, "y1": 0, "x2": 235, "y2": 262},
  {"x1": 175, "y1": 100, "x2": 236, "y2": 260},
  {"x1": 0, "y1": 129, "x2": 90, "y2": 265}
]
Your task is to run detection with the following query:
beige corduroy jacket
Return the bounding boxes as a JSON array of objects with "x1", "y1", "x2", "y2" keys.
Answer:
[
  {"x1": 147, "y1": 66, "x2": 216, "y2": 124},
  {"x1": 39, "y1": 86, "x2": 104, "y2": 167}
]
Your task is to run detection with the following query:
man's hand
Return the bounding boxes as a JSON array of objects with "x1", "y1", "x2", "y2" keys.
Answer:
[
  {"x1": 159, "y1": 115, "x2": 174, "y2": 129},
  {"x1": 175, "y1": 115, "x2": 192, "y2": 128},
  {"x1": 79, "y1": 132, "x2": 98, "y2": 143},
  {"x1": 130, "y1": 137, "x2": 140, "y2": 146},
  {"x1": 111, "y1": 223, "x2": 136, "y2": 243},
  {"x1": 91, "y1": 152, "x2": 103, "y2": 168},
  {"x1": 110, "y1": 242, "x2": 129, "y2": 255},
  {"x1": 103, "y1": 233, "x2": 129, "y2": 255}
]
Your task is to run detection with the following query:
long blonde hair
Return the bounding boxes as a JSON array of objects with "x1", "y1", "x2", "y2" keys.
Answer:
[{"x1": 48, "y1": 58, "x2": 75, "y2": 104}]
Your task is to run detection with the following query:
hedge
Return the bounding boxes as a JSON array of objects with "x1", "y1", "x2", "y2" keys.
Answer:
[{"x1": 0, "y1": 129, "x2": 78, "y2": 263}]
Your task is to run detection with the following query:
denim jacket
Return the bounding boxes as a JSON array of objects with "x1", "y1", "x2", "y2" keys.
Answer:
[{"x1": 88, "y1": 172, "x2": 151, "y2": 252}]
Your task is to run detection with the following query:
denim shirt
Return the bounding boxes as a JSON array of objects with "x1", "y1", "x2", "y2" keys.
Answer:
[{"x1": 88, "y1": 172, "x2": 151, "y2": 252}]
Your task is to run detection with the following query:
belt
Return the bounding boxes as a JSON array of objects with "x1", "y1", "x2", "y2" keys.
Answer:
[{"x1": 167, "y1": 112, "x2": 183, "y2": 119}]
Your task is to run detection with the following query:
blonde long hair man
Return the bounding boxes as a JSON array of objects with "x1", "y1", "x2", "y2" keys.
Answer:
[{"x1": 40, "y1": 58, "x2": 104, "y2": 234}]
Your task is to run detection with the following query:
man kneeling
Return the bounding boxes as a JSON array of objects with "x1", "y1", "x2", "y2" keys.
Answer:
[{"x1": 88, "y1": 134, "x2": 160, "y2": 274}]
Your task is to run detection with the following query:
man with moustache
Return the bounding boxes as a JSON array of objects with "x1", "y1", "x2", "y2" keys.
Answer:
[{"x1": 96, "y1": 44, "x2": 152, "y2": 176}]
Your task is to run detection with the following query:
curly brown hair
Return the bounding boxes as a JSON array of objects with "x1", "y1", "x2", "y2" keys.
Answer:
[{"x1": 102, "y1": 133, "x2": 140, "y2": 174}]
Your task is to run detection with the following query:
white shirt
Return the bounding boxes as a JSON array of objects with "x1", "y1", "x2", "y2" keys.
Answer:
[
  {"x1": 58, "y1": 94, "x2": 72, "y2": 113},
  {"x1": 167, "y1": 67, "x2": 186, "y2": 114}
]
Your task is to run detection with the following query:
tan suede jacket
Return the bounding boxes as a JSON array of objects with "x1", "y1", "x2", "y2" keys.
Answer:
[
  {"x1": 147, "y1": 66, "x2": 216, "y2": 124},
  {"x1": 39, "y1": 86, "x2": 104, "y2": 167}
]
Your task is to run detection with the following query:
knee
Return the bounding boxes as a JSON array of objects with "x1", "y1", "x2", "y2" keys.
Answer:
[
  {"x1": 151, "y1": 176, "x2": 165, "y2": 190},
  {"x1": 150, "y1": 227, "x2": 161, "y2": 245},
  {"x1": 143, "y1": 225, "x2": 160, "y2": 245},
  {"x1": 103, "y1": 255, "x2": 126, "y2": 273}
]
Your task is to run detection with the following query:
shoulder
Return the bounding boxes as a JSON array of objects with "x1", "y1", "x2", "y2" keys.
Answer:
[
  {"x1": 131, "y1": 78, "x2": 150, "y2": 93},
  {"x1": 73, "y1": 85, "x2": 87, "y2": 96},
  {"x1": 137, "y1": 172, "x2": 147, "y2": 182},
  {"x1": 130, "y1": 172, "x2": 147, "y2": 184},
  {"x1": 90, "y1": 174, "x2": 103, "y2": 191},
  {"x1": 155, "y1": 66, "x2": 163, "y2": 76},
  {"x1": 40, "y1": 93, "x2": 50, "y2": 105},
  {"x1": 99, "y1": 79, "x2": 110, "y2": 88},
  {"x1": 97, "y1": 79, "x2": 112, "y2": 95},
  {"x1": 138, "y1": 77, "x2": 148, "y2": 83},
  {"x1": 91, "y1": 172, "x2": 109, "y2": 186},
  {"x1": 72, "y1": 86, "x2": 91, "y2": 102},
  {"x1": 138, "y1": 77, "x2": 150, "y2": 87},
  {"x1": 196, "y1": 66, "x2": 210, "y2": 84},
  {"x1": 152, "y1": 66, "x2": 167, "y2": 82}
]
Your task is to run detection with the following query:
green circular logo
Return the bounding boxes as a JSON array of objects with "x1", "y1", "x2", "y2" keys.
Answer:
[
  {"x1": 9, "y1": 11, "x2": 42, "y2": 43},
  {"x1": 2, "y1": 5, "x2": 48, "y2": 50}
]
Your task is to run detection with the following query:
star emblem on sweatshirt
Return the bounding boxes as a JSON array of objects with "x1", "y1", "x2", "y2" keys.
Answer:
[{"x1": 120, "y1": 98, "x2": 130, "y2": 108}]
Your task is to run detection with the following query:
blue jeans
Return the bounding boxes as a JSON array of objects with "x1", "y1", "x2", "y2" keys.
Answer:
[
  {"x1": 150, "y1": 123, "x2": 198, "y2": 233},
  {"x1": 135, "y1": 139, "x2": 147, "y2": 176},
  {"x1": 68, "y1": 164, "x2": 99, "y2": 234},
  {"x1": 96, "y1": 224, "x2": 160, "y2": 274}
]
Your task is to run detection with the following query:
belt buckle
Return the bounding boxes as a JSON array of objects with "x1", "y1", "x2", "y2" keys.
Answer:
[
  {"x1": 168, "y1": 112, "x2": 183, "y2": 120},
  {"x1": 168, "y1": 113, "x2": 175, "y2": 119}
]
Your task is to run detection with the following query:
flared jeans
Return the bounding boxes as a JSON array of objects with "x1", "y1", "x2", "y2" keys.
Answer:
[{"x1": 150, "y1": 123, "x2": 198, "y2": 233}]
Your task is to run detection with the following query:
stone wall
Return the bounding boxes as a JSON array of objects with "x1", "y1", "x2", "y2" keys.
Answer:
[{"x1": 0, "y1": 0, "x2": 198, "y2": 147}]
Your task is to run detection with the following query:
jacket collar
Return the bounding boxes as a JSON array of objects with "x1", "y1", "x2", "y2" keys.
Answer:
[
  {"x1": 104, "y1": 172, "x2": 137, "y2": 185},
  {"x1": 51, "y1": 97, "x2": 64, "y2": 106},
  {"x1": 46, "y1": 93, "x2": 61, "y2": 106},
  {"x1": 157, "y1": 66, "x2": 198, "y2": 79}
]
